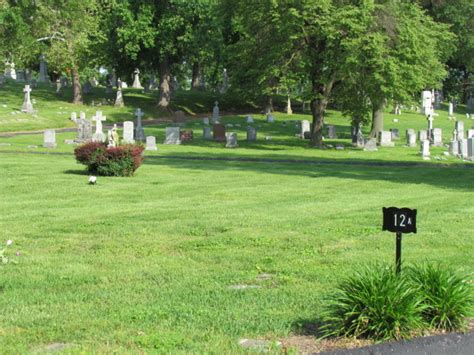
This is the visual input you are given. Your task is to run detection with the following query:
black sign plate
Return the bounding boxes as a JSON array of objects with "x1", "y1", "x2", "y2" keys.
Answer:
[{"x1": 382, "y1": 207, "x2": 417, "y2": 234}]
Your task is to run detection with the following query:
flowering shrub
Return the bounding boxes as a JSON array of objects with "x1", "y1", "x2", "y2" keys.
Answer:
[{"x1": 74, "y1": 142, "x2": 144, "y2": 177}]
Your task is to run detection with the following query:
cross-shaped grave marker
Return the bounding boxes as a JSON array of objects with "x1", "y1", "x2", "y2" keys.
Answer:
[
  {"x1": 21, "y1": 85, "x2": 34, "y2": 113},
  {"x1": 92, "y1": 111, "x2": 107, "y2": 142},
  {"x1": 134, "y1": 108, "x2": 146, "y2": 142}
]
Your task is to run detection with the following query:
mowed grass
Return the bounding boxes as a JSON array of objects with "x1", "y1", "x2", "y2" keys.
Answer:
[{"x1": 0, "y1": 151, "x2": 473, "y2": 353}]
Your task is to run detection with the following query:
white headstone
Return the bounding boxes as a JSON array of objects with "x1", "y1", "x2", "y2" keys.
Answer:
[
  {"x1": 246, "y1": 115, "x2": 254, "y2": 123},
  {"x1": 421, "y1": 140, "x2": 430, "y2": 159},
  {"x1": 123, "y1": 121, "x2": 135, "y2": 143},
  {"x1": 203, "y1": 117, "x2": 210, "y2": 125},
  {"x1": 455, "y1": 121, "x2": 464, "y2": 140},
  {"x1": 132, "y1": 68, "x2": 143, "y2": 89},
  {"x1": 449, "y1": 139, "x2": 459, "y2": 156},
  {"x1": 459, "y1": 139, "x2": 468, "y2": 158},
  {"x1": 421, "y1": 90, "x2": 432, "y2": 116},
  {"x1": 225, "y1": 132, "x2": 238, "y2": 148},
  {"x1": 92, "y1": 111, "x2": 106, "y2": 142},
  {"x1": 378, "y1": 131, "x2": 394, "y2": 147},
  {"x1": 43, "y1": 129, "x2": 57, "y2": 148},
  {"x1": 448, "y1": 102, "x2": 454, "y2": 117},
  {"x1": 266, "y1": 113, "x2": 274, "y2": 123},
  {"x1": 467, "y1": 129, "x2": 474, "y2": 138},
  {"x1": 145, "y1": 136, "x2": 157, "y2": 151},
  {"x1": 432, "y1": 128, "x2": 443, "y2": 147},
  {"x1": 301, "y1": 120, "x2": 310, "y2": 138},
  {"x1": 164, "y1": 127, "x2": 181, "y2": 144},
  {"x1": 418, "y1": 130, "x2": 428, "y2": 142},
  {"x1": 70, "y1": 112, "x2": 77, "y2": 121},
  {"x1": 21, "y1": 85, "x2": 34, "y2": 113},
  {"x1": 407, "y1": 133, "x2": 416, "y2": 147}
]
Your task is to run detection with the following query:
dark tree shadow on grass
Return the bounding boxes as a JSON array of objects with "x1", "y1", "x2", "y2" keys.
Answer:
[
  {"x1": 64, "y1": 169, "x2": 89, "y2": 176},
  {"x1": 142, "y1": 152, "x2": 474, "y2": 191}
]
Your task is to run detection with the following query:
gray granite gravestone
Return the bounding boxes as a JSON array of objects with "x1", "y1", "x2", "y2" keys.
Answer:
[
  {"x1": 145, "y1": 136, "x2": 157, "y2": 151},
  {"x1": 246, "y1": 126, "x2": 257, "y2": 141},
  {"x1": 225, "y1": 132, "x2": 238, "y2": 148},
  {"x1": 134, "y1": 108, "x2": 145, "y2": 142},
  {"x1": 164, "y1": 127, "x2": 181, "y2": 144}
]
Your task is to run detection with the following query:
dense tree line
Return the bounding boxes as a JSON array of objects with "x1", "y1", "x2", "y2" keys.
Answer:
[{"x1": 0, "y1": 0, "x2": 472, "y2": 147}]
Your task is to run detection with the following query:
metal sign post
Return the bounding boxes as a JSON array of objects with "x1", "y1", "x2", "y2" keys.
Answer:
[{"x1": 382, "y1": 207, "x2": 417, "y2": 274}]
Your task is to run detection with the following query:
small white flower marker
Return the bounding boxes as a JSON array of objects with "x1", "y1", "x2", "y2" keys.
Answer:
[
  {"x1": 88, "y1": 176, "x2": 97, "y2": 185},
  {"x1": 6, "y1": 240, "x2": 12, "y2": 246}
]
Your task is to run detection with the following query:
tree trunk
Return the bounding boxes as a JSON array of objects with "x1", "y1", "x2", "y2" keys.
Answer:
[
  {"x1": 265, "y1": 96, "x2": 274, "y2": 113},
  {"x1": 370, "y1": 100, "x2": 385, "y2": 138},
  {"x1": 191, "y1": 62, "x2": 201, "y2": 90},
  {"x1": 309, "y1": 80, "x2": 334, "y2": 148},
  {"x1": 158, "y1": 59, "x2": 171, "y2": 109},
  {"x1": 72, "y1": 67, "x2": 82, "y2": 105}
]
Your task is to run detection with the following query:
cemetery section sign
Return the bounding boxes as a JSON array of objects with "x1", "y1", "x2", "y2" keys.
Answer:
[{"x1": 382, "y1": 207, "x2": 417, "y2": 234}]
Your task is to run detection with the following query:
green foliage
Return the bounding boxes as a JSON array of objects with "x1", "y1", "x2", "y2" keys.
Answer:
[
  {"x1": 321, "y1": 264, "x2": 426, "y2": 341},
  {"x1": 407, "y1": 263, "x2": 473, "y2": 331}
]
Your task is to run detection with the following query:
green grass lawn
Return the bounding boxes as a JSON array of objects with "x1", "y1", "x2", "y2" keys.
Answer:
[{"x1": 0, "y1": 83, "x2": 473, "y2": 353}]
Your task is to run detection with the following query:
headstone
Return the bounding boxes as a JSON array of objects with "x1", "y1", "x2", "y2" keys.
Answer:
[
  {"x1": 467, "y1": 138, "x2": 474, "y2": 160},
  {"x1": 390, "y1": 128, "x2": 400, "y2": 140},
  {"x1": 449, "y1": 139, "x2": 459, "y2": 156},
  {"x1": 455, "y1": 121, "x2": 464, "y2": 140},
  {"x1": 115, "y1": 87, "x2": 124, "y2": 107},
  {"x1": 301, "y1": 120, "x2": 310, "y2": 139},
  {"x1": 173, "y1": 110, "x2": 186, "y2": 124},
  {"x1": 432, "y1": 128, "x2": 443, "y2": 147},
  {"x1": 378, "y1": 131, "x2": 394, "y2": 147},
  {"x1": 220, "y1": 68, "x2": 229, "y2": 93},
  {"x1": 203, "y1": 126, "x2": 212, "y2": 140},
  {"x1": 43, "y1": 129, "x2": 57, "y2": 148},
  {"x1": 180, "y1": 130, "x2": 193, "y2": 143},
  {"x1": 467, "y1": 129, "x2": 474, "y2": 138},
  {"x1": 132, "y1": 68, "x2": 143, "y2": 89},
  {"x1": 421, "y1": 140, "x2": 430, "y2": 159},
  {"x1": 73, "y1": 112, "x2": 92, "y2": 142},
  {"x1": 363, "y1": 138, "x2": 378, "y2": 151},
  {"x1": 145, "y1": 136, "x2": 157, "y2": 151},
  {"x1": 246, "y1": 126, "x2": 257, "y2": 141},
  {"x1": 212, "y1": 101, "x2": 220, "y2": 123},
  {"x1": 407, "y1": 133, "x2": 417, "y2": 147},
  {"x1": 203, "y1": 117, "x2": 210, "y2": 125},
  {"x1": 70, "y1": 112, "x2": 77, "y2": 121},
  {"x1": 418, "y1": 130, "x2": 428, "y2": 142},
  {"x1": 92, "y1": 111, "x2": 106, "y2": 142},
  {"x1": 123, "y1": 121, "x2": 135, "y2": 144},
  {"x1": 421, "y1": 90, "x2": 432, "y2": 116},
  {"x1": 213, "y1": 123, "x2": 226, "y2": 142},
  {"x1": 107, "y1": 124, "x2": 119, "y2": 147},
  {"x1": 21, "y1": 85, "x2": 34, "y2": 113},
  {"x1": 327, "y1": 125, "x2": 336, "y2": 139},
  {"x1": 134, "y1": 108, "x2": 145, "y2": 142},
  {"x1": 246, "y1": 115, "x2": 254, "y2": 123},
  {"x1": 458, "y1": 139, "x2": 468, "y2": 158},
  {"x1": 286, "y1": 96, "x2": 292, "y2": 114},
  {"x1": 55, "y1": 79, "x2": 62, "y2": 95},
  {"x1": 448, "y1": 102, "x2": 454, "y2": 117},
  {"x1": 164, "y1": 127, "x2": 181, "y2": 144},
  {"x1": 4, "y1": 61, "x2": 16, "y2": 80},
  {"x1": 266, "y1": 113, "x2": 274, "y2": 123},
  {"x1": 225, "y1": 132, "x2": 238, "y2": 148}
]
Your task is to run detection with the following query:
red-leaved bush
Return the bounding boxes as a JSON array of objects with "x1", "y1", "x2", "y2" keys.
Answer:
[{"x1": 74, "y1": 142, "x2": 144, "y2": 176}]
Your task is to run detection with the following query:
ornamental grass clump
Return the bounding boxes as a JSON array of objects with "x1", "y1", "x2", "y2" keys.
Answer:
[
  {"x1": 407, "y1": 263, "x2": 472, "y2": 331},
  {"x1": 74, "y1": 142, "x2": 144, "y2": 177},
  {"x1": 321, "y1": 264, "x2": 425, "y2": 341}
]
